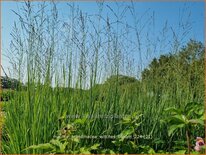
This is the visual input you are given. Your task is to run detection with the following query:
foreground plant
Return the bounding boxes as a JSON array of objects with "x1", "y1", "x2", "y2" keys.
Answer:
[
  {"x1": 23, "y1": 123, "x2": 78, "y2": 153},
  {"x1": 111, "y1": 112, "x2": 155, "y2": 154},
  {"x1": 163, "y1": 102, "x2": 204, "y2": 154}
]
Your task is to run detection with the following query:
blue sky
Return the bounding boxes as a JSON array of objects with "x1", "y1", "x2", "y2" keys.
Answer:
[{"x1": 1, "y1": 1, "x2": 204, "y2": 78}]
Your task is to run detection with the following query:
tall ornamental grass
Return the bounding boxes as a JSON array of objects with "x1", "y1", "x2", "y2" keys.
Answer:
[{"x1": 2, "y1": 2, "x2": 204, "y2": 153}]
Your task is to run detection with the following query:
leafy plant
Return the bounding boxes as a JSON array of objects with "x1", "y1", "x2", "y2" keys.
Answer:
[
  {"x1": 112, "y1": 112, "x2": 155, "y2": 154},
  {"x1": 163, "y1": 102, "x2": 204, "y2": 154},
  {"x1": 23, "y1": 123, "x2": 78, "y2": 153}
]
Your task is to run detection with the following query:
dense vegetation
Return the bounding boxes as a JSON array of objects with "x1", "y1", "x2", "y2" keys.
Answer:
[
  {"x1": 1, "y1": 1, "x2": 204, "y2": 154},
  {"x1": 1, "y1": 40, "x2": 204, "y2": 154}
]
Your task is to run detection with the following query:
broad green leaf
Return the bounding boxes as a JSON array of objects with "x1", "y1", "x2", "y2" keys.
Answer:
[
  {"x1": 194, "y1": 108, "x2": 204, "y2": 116},
  {"x1": 190, "y1": 151, "x2": 200, "y2": 154},
  {"x1": 74, "y1": 114, "x2": 88, "y2": 125},
  {"x1": 189, "y1": 119, "x2": 204, "y2": 126},
  {"x1": 60, "y1": 142, "x2": 68, "y2": 153},
  {"x1": 135, "y1": 122, "x2": 141, "y2": 127},
  {"x1": 122, "y1": 117, "x2": 131, "y2": 124},
  {"x1": 60, "y1": 111, "x2": 67, "y2": 120},
  {"x1": 23, "y1": 143, "x2": 54, "y2": 151},
  {"x1": 132, "y1": 113, "x2": 143, "y2": 120},
  {"x1": 148, "y1": 148, "x2": 156, "y2": 154},
  {"x1": 165, "y1": 107, "x2": 182, "y2": 115},
  {"x1": 168, "y1": 124, "x2": 185, "y2": 136},
  {"x1": 200, "y1": 114, "x2": 205, "y2": 121},
  {"x1": 109, "y1": 150, "x2": 116, "y2": 154},
  {"x1": 71, "y1": 136, "x2": 80, "y2": 143},
  {"x1": 90, "y1": 143, "x2": 100, "y2": 150},
  {"x1": 80, "y1": 147, "x2": 91, "y2": 154},
  {"x1": 74, "y1": 118, "x2": 86, "y2": 125},
  {"x1": 169, "y1": 115, "x2": 187, "y2": 125},
  {"x1": 119, "y1": 127, "x2": 134, "y2": 141},
  {"x1": 50, "y1": 139, "x2": 62, "y2": 147}
]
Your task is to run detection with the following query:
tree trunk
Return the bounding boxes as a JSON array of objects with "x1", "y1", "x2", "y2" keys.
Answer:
[{"x1": 186, "y1": 130, "x2": 190, "y2": 154}]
